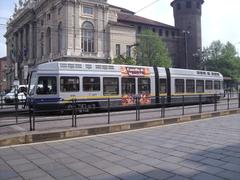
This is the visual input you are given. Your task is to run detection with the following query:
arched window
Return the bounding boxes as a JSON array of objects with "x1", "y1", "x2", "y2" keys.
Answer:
[
  {"x1": 81, "y1": 21, "x2": 94, "y2": 53},
  {"x1": 46, "y1": 27, "x2": 51, "y2": 55},
  {"x1": 58, "y1": 22, "x2": 63, "y2": 53}
]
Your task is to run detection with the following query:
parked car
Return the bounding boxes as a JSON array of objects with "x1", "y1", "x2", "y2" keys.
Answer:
[{"x1": 4, "y1": 85, "x2": 27, "y2": 104}]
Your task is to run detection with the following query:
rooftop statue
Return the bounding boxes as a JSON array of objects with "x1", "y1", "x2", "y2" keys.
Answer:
[
  {"x1": 19, "y1": 0, "x2": 23, "y2": 7},
  {"x1": 14, "y1": 4, "x2": 18, "y2": 13}
]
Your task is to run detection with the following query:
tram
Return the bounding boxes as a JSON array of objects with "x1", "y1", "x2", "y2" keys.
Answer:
[{"x1": 27, "y1": 61, "x2": 224, "y2": 112}]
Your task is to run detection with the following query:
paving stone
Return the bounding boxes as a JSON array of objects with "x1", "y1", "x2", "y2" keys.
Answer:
[
  {"x1": 184, "y1": 155, "x2": 206, "y2": 162},
  {"x1": 47, "y1": 168, "x2": 76, "y2": 179},
  {"x1": 91, "y1": 160, "x2": 116, "y2": 169},
  {"x1": 221, "y1": 156, "x2": 240, "y2": 165},
  {"x1": 139, "y1": 157, "x2": 163, "y2": 166},
  {"x1": 115, "y1": 158, "x2": 139, "y2": 168},
  {"x1": 7, "y1": 177, "x2": 24, "y2": 180},
  {"x1": 194, "y1": 164, "x2": 224, "y2": 175},
  {"x1": 203, "y1": 152, "x2": 226, "y2": 160},
  {"x1": 173, "y1": 167, "x2": 200, "y2": 177},
  {"x1": 154, "y1": 161, "x2": 182, "y2": 171},
  {"x1": 31, "y1": 157, "x2": 55, "y2": 165},
  {"x1": 6, "y1": 158, "x2": 30, "y2": 166},
  {"x1": 167, "y1": 175, "x2": 191, "y2": 180},
  {"x1": 30, "y1": 175, "x2": 55, "y2": 180},
  {"x1": 192, "y1": 172, "x2": 225, "y2": 180},
  {"x1": 163, "y1": 156, "x2": 185, "y2": 163},
  {"x1": 200, "y1": 158, "x2": 226, "y2": 167},
  {"x1": 38, "y1": 162, "x2": 66, "y2": 171},
  {"x1": 0, "y1": 170, "x2": 19, "y2": 180},
  {"x1": 218, "y1": 170, "x2": 240, "y2": 180},
  {"x1": 55, "y1": 157, "x2": 80, "y2": 164},
  {"x1": 19, "y1": 169, "x2": 48, "y2": 179},
  {"x1": 24, "y1": 153, "x2": 47, "y2": 160},
  {"x1": 128, "y1": 164, "x2": 156, "y2": 173},
  {"x1": 117, "y1": 171, "x2": 148, "y2": 180},
  {"x1": 75, "y1": 166, "x2": 105, "y2": 177},
  {"x1": 103, "y1": 165, "x2": 132, "y2": 176},
  {"x1": 144, "y1": 169, "x2": 175, "y2": 180},
  {"x1": 1, "y1": 154, "x2": 23, "y2": 161},
  {"x1": 89, "y1": 173, "x2": 120, "y2": 180},
  {"x1": 61, "y1": 174, "x2": 88, "y2": 180},
  {"x1": 11, "y1": 162, "x2": 38, "y2": 172},
  {"x1": 180, "y1": 160, "x2": 203, "y2": 169},
  {"x1": 220, "y1": 162, "x2": 240, "y2": 172}
]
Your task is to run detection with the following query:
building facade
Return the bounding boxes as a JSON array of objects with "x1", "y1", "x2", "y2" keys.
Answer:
[
  {"x1": 5, "y1": 0, "x2": 204, "y2": 85},
  {"x1": 0, "y1": 57, "x2": 8, "y2": 92}
]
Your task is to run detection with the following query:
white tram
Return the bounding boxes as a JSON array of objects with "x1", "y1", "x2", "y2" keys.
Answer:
[{"x1": 27, "y1": 61, "x2": 224, "y2": 111}]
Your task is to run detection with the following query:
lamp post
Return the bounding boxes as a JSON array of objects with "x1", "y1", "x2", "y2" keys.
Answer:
[{"x1": 183, "y1": 30, "x2": 190, "y2": 69}]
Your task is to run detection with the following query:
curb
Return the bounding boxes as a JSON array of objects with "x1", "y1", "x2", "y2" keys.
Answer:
[{"x1": 0, "y1": 109, "x2": 240, "y2": 147}]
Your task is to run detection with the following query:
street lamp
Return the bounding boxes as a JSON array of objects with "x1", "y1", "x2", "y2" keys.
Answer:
[{"x1": 183, "y1": 30, "x2": 190, "y2": 69}]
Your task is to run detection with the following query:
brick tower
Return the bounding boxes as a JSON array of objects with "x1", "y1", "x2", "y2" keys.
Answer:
[{"x1": 171, "y1": 0, "x2": 204, "y2": 69}]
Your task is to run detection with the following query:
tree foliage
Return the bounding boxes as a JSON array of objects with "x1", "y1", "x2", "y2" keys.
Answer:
[
  {"x1": 136, "y1": 29, "x2": 172, "y2": 67},
  {"x1": 112, "y1": 56, "x2": 136, "y2": 65},
  {"x1": 202, "y1": 41, "x2": 240, "y2": 82}
]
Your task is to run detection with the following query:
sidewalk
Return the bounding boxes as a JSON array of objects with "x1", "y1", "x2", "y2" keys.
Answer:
[
  {"x1": 0, "y1": 108, "x2": 240, "y2": 147},
  {"x1": 0, "y1": 114, "x2": 239, "y2": 180}
]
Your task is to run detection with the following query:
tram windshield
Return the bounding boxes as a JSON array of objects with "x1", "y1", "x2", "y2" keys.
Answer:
[{"x1": 28, "y1": 72, "x2": 37, "y2": 95}]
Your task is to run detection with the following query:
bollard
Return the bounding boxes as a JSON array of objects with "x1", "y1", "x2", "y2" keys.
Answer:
[
  {"x1": 107, "y1": 98, "x2": 110, "y2": 124},
  {"x1": 227, "y1": 92, "x2": 230, "y2": 110},
  {"x1": 72, "y1": 99, "x2": 76, "y2": 127},
  {"x1": 32, "y1": 103, "x2": 36, "y2": 131},
  {"x1": 73, "y1": 99, "x2": 77, "y2": 127},
  {"x1": 29, "y1": 102, "x2": 33, "y2": 131},
  {"x1": 15, "y1": 96, "x2": 18, "y2": 124},
  {"x1": 0, "y1": 95, "x2": 2, "y2": 109},
  {"x1": 182, "y1": 95, "x2": 185, "y2": 115},
  {"x1": 135, "y1": 96, "x2": 140, "y2": 121},
  {"x1": 161, "y1": 96, "x2": 165, "y2": 118},
  {"x1": 199, "y1": 95, "x2": 202, "y2": 114},
  {"x1": 238, "y1": 93, "x2": 240, "y2": 108},
  {"x1": 215, "y1": 94, "x2": 217, "y2": 111}
]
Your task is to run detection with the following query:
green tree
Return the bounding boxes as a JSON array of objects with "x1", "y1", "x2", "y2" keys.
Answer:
[
  {"x1": 112, "y1": 56, "x2": 136, "y2": 65},
  {"x1": 136, "y1": 29, "x2": 172, "y2": 67},
  {"x1": 203, "y1": 41, "x2": 240, "y2": 82}
]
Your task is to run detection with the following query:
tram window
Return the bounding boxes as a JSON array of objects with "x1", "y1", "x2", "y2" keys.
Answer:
[
  {"x1": 206, "y1": 80, "x2": 213, "y2": 90},
  {"x1": 103, "y1": 77, "x2": 119, "y2": 96},
  {"x1": 159, "y1": 79, "x2": 167, "y2": 94},
  {"x1": 175, "y1": 79, "x2": 185, "y2": 93},
  {"x1": 186, "y1": 79, "x2": 195, "y2": 93},
  {"x1": 60, "y1": 77, "x2": 79, "y2": 92},
  {"x1": 36, "y1": 76, "x2": 57, "y2": 95},
  {"x1": 196, "y1": 80, "x2": 204, "y2": 93},
  {"x1": 83, "y1": 77, "x2": 100, "y2": 91},
  {"x1": 214, "y1": 80, "x2": 221, "y2": 90},
  {"x1": 138, "y1": 78, "x2": 150, "y2": 94},
  {"x1": 122, "y1": 78, "x2": 136, "y2": 95}
]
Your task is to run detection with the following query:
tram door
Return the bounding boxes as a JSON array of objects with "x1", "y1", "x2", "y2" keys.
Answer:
[
  {"x1": 138, "y1": 78, "x2": 151, "y2": 104},
  {"x1": 121, "y1": 78, "x2": 136, "y2": 105}
]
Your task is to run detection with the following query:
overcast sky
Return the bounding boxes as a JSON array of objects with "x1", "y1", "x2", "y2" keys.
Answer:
[{"x1": 0, "y1": 0, "x2": 240, "y2": 57}]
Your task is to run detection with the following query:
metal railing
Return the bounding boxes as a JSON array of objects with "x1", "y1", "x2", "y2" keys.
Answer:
[{"x1": 0, "y1": 93, "x2": 240, "y2": 132}]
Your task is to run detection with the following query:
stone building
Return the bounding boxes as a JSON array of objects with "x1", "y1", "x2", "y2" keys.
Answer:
[
  {"x1": 0, "y1": 57, "x2": 8, "y2": 92},
  {"x1": 5, "y1": 0, "x2": 204, "y2": 85}
]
